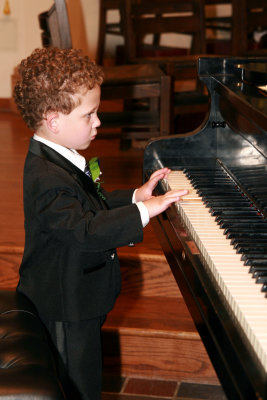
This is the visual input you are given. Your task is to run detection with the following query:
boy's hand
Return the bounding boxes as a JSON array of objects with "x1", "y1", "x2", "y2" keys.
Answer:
[
  {"x1": 135, "y1": 168, "x2": 171, "y2": 202},
  {"x1": 143, "y1": 189, "x2": 188, "y2": 218}
]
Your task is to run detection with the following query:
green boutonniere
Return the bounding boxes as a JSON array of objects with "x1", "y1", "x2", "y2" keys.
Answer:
[{"x1": 88, "y1": 157, "x2": 106, "y2": 200}]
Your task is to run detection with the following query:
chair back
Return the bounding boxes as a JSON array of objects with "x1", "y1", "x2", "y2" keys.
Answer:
[
  {"x1": 123, "y1": 0, "x2": 206, "y2": 63},
  {"x1": 39, "y1": 0, "x2": 72, "y2": 49}
]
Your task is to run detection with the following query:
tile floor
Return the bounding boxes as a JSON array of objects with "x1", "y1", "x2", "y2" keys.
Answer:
[{"x1": 102, "y1": 376, "x2": 228, "y2": 399}]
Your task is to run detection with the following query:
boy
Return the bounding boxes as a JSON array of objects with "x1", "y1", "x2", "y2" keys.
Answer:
[{"x1": 13, "y1": 47, "x2": 187, "y2": 400}]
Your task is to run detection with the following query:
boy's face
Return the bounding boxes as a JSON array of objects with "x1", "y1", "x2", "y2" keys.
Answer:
[{"x1": 55, "y1": 85, "x2": 101, "y2": 150}]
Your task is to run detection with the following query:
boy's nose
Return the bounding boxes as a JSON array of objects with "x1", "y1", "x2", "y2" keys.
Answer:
[{"x1": 93, "y1": 115, "x2": 101, "y2": 128}]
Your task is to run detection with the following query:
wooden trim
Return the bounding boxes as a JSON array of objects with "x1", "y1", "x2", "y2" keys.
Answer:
[
  {"x1": 0, "y1": 245, "x2": 24, "y2": 254},
  {"x1": 0, "y1": 98, "x2": 12, "y2": 111},
  {"x1": 103, "y1": 325, "x2": 200, "y2": 340}
]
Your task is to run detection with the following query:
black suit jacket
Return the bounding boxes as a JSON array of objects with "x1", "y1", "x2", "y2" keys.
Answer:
[{"x1": 17, "y1": 139, "x2": 143, "y2": 321}]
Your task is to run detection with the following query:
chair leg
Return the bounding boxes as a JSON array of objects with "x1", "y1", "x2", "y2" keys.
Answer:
[
  {"x1": 119, "y1": 135, "x2": 132, "y2": 151},
  {"x1": 119, "y1": 98, "x2": 133, "y2": 150},
  {"x1": 159, "y1": 75, "x2": 172, "y2": 136},
  {"x1": 97, "y1": 2, "x2": 107, "y2": 64}
]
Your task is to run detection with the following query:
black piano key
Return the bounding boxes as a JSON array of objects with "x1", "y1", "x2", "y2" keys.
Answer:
[
  {"x1": 205, "y1": 200, "x2": 250, "y2": 207},
  {"x1": 244, "y1": 259, "x2": 267, "y2": 267},
  {"x1": 232, "y1": 238, "x2": 267, "y2": 247},
  {"x1": 256, "y1": 197, "x2": 267, "y2": 203},
  {"x1": 224, "y1": 223, "x2": 267, "y2": 232},
  {"x1": 256, "y1": 276, "x2": 267, "y2": 285},
  {"x1": 221, "y1": 222, "x2": 267, "y2": 231},
  {"x1": 210, "y1": 207, "x2": 257, "y2": 216},
  {"x1": 215, "y1": 215, "x2": 258, "y2": 222},
  {"x1": 219, "y1": 218, "x2": 265, "y2": 226},
  {"x1": 235, "y1": 170, "x2": 267, "y2": 175},
  {"x1": 209, "y1": 203, "x2": 254, "y2": 209},
  {"x1": 214, "y1": 209, "x2": 259, "y2": 215},
  {"x1": 227, "y1": 232, "x2": 267, "y2": 239},
  {"x1": 216, "y1": 217, "x2": 262, "y2": 225},
  {"x1": 237, "y1": 246, "x2": 267, "y2": 254},
  {"x1": 240, "y1": 180, "x2": 267, "y2": 186},
  {"x1": 199, "y1": 191, "x2": 241, "y2": 198},
  {"x1": 248, "y1": 188, "x2": 267, "y2": 194},
  {"x1": 232, "y1": 168, "x2": 267, "y2": 172},
  {"x1": 252, "y1": 269, "x2": 267, "y2": 278},
  {"x1": 231, "y1": 169, "x2": 267, "y2": 177},
  {"x1": 235, "y1": 240, "x2": 267, "y2": 246},
  {"x1": 191, "y1": 180, "x2": 234, "y2": 186},
  {"x1": 188, "y1": 178, "x2": 231, "y2": 184},
  {"x1": 192, "y1": 183, "x2": 220, "y2": 188},
  {"x1": 253, "y1": 268, "x2": 267, "y2": 276},
  {"x1": 249, "y1": 195, "x2": 267, "y2": 204},
  {"x1": 194, "y1": 183, "x2": 237, "y2": 187},
  {"x1": 251, "y1": 187, "x2": 267, "y2": 191},
  {"x1": 192, "y1": 179, "x2": 234, "y2": 183},
  {"x1": 251, "y1": 198, "x2": 267, "y2": 204},
  {"x1": 254, "y1": 269, "x2": 267, "y2": 276},
  {"x1": 202, "y1": 195, "x2": 245, "y2": 201},
  {"x1": 212, "y1": 208, "x2": 257, "y2": 215},
  {"x1": 185, "y1": 170, "x2": 225, "y2": 175},
  {"x1": 249, "y1": 265, "x2": 267, "y2": 275},
  {"x1": 242, "y1": 254, "x2": 267, "y2": 261},
  {"x1": 248, "y1": 191, "x2": 267, "y2": 198},
  {"x1": 225, "y1": 231, "x2": 267, "y2": 239}
]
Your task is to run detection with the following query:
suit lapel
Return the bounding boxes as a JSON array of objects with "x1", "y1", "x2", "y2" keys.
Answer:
[{"x1": 28, "y1": 138, "x2": 105, "y2": 208}]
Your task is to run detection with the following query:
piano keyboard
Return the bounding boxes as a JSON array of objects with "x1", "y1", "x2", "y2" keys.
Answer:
[{"x1": 165, "y1": 170, "x2": 267, "y2": 373}]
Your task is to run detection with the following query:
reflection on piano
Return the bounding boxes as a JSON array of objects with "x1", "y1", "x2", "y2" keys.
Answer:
[{"x1": 143, "y1": 58, "x2": 267, "y2": 400}]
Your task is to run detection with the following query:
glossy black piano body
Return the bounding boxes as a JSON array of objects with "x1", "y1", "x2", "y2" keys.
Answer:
[{"x1": 143, "y1": 58, "x2": 267, "y2": 400}]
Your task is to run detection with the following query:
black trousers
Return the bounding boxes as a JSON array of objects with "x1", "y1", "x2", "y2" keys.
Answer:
[{"x1": 42, "y1": 316, "x2": 106, "y2": 400}]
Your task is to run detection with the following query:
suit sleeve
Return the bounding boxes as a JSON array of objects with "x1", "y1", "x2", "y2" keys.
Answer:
[
  {"x1": 101, "y1": 187, "x2": 135, "y2": 209},
  {"x1": 35, "y1": 186, "x2": 143, "y2": 252}
]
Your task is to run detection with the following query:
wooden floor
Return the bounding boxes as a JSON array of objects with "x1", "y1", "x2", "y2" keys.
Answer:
[{"x1": 0, "y1": 108, "x2": 227, "y2": 399}]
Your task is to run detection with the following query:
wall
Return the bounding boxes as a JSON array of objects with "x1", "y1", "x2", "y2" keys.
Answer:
[
  {"x1": 0, "y1": 0, "x2": 51, "y2": 98},
  {"x1": 67, "y1": 0, "x2": 99, "y2": 59},
  {"x1": 0, "y1": 0, "x2": 100, "y2": 98}
]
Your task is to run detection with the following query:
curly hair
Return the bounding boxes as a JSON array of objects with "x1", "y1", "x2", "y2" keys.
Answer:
[{"x1": 13, "y1": 48, "x2": 104, "y2": 131}]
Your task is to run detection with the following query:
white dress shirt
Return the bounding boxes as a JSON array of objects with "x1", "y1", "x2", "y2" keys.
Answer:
[{"x1": 33, "y1": 134, "x2": 149, "y2": 227}]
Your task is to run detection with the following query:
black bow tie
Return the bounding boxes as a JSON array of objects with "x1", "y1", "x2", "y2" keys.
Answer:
[{"x1": 84, "y1": 164, "x2": 92, "y2": 179}]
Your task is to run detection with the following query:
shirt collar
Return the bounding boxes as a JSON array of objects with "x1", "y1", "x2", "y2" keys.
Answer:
[{"x1": 33, "y1": 134, "x2": 86, "y2": 172}]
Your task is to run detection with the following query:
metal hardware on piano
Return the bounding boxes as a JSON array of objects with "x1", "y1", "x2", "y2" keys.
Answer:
[{"x1": 143, "y1": 58, "x2": 267, "y2": 400}]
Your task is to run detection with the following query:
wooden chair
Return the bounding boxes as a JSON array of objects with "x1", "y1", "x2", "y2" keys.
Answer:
[
  {"x1": 121, "y1": 0, "x2": 210, "y2": 132},
  {"x1": 96, "y1": 0, "x2": 124, "y2": 65},
  {"x1": 232, "y1": 0, "x2": 267, "y2": 56},
  {"x1": 203, "y1": 0, "x2": 267, "y2": 57},
  {"x1": 39, "y1": 0, "x2": 172, "y2": 147}
]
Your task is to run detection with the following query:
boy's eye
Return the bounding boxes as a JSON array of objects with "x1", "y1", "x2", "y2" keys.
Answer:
[{"x1": 87, "y1": 111, "x2": 97, "y2": 119}]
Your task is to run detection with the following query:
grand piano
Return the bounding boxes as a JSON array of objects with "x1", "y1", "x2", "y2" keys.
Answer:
[{"x1": 143, "y1": 58, "x2": 267, "y2": 400}]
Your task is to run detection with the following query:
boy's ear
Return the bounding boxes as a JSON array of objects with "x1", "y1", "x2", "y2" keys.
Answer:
[{"x1": 46, "y1": 112, "x2": 59, "y2": 133}]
